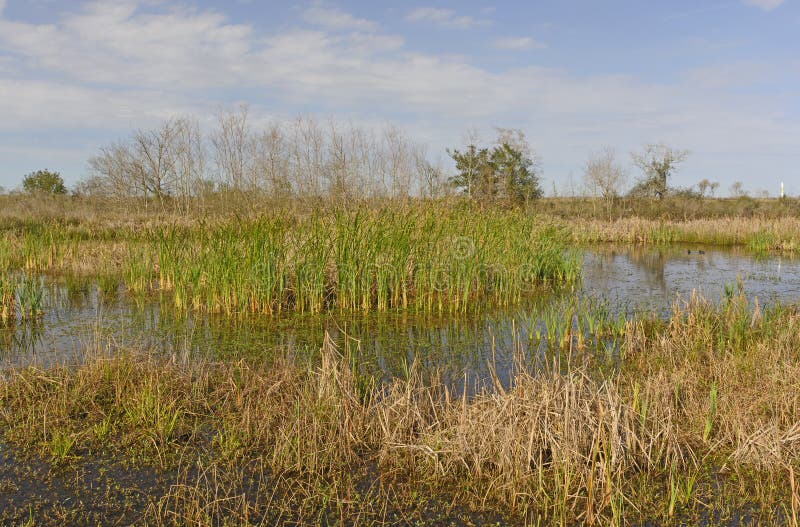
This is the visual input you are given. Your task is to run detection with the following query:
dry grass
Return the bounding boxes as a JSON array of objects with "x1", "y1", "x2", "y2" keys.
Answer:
[
  {"x1": 540, "y1": 195, "x2": 800, "y2": 221},
  {"x1": 565, "y1": 216, "x2": 800, "y2": 253}
]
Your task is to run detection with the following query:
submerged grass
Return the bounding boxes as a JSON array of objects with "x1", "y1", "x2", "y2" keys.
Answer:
[{"x1": 2, "y1": 292, "x2": 800, "y2": 525}]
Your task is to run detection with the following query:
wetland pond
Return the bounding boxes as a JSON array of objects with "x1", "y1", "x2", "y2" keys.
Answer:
[{"x1": 3, "y1": 244, "x2": 799, "y2": 391}]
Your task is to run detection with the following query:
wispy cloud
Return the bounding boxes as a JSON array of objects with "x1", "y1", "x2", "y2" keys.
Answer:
[
  {"x1": 302, "y1": 4, "x2": 379, "y2": 32},
  {"x1": 742, "y1": 0, "x2": 784, "y2": 10},
  {"x1": 405, "y1": 7, "x2": 488, "y2": 29},
  {"x1": 493, "y1": 36, "x2": 545, "y2": 51},
  {"x1": 664, "y1": 3, "x2": 735, "y2": 21}
]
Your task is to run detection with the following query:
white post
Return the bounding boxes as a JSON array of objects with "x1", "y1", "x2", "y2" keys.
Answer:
[{"x1": 781, "y1": 182, "x2": 785, "y2": 199}]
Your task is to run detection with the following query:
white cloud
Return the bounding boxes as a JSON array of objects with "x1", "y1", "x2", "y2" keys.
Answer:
[
  {"x1": 742, "y1": 0, "x2": 784, "y2": 10},
  {"x1": 0, "y1": 78, "x2": 200, "y2": 129},
  {"x1": 0, "y1": 1, "x2": 797, "y2": 192},
  {"x1": 0, "y1": 2, "x2": 254, "y2": 88},
  {"x1": 405, "y1": 7, "x2": 488, "y2": 29},
  {"x1": 302, "y1": 4, "x2": 379, "y2": 32},
  {"x1": 493, "y1": 36, "x2": 545, "y2": 51}
]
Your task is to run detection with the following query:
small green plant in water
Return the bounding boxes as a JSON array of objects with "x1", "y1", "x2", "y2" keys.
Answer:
[
  {"x1": 49, "y1": 430, "x2": 76, "y2": 462},
  {"x1": 668, "y1": 465, "x2": 698, "y2": 517},
  {"x1": 15, "y1": 275, "x2": 45, "y2": 320},
  {"x1": 747, "y1": 231, "x2": 775, "y2": 255},
  {"x1": 92, "y1": 415, "x2": 113, "y2": 443}
]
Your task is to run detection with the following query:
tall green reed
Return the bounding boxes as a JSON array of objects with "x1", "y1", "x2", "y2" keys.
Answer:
[{"x1": 128, "y1": 206, "x2": 581, "y2": 316}]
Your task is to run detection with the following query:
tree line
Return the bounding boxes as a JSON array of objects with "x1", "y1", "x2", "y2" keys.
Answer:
[
  {"x1": 7, "y1": 109, "x2": 770, "y2": 204},
  {"x1": 77, "y1": 107, "x2": 445, "y2": 208}
]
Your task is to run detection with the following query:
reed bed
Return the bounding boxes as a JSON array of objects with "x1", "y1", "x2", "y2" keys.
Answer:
[
  {"x1": 3, "y1": 203, "x2": 798, "y2": 295},
  {"x1": 569, "y1": 216, "x2": 800, "y2": 253},
  {"x1": 2, "y1": 292, "x2": 800, "y2": 525},
  {"x1": 129, "y1": 207, "x2": 580, "y2": 315},
  {"x1": 1, "y1": 205, "x2": 580, "y2": 314}
]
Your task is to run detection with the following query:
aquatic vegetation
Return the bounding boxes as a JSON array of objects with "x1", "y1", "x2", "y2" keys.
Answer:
[
  {"x1": 47, "y1": 430, "x2": 76, "y2": 462},
  {"x1": 15, "y1": 275, "x2": 44, "y2": 320},
  {"x1": 128, "y1": 207, "x2": 581, "y2": 315},
  {"x1": 0, "y1": 204, "x2": 584, "y2": 315}
]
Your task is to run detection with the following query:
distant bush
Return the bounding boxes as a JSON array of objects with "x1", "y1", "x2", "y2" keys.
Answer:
[
  {"x1": 669, "y1": 186, "x2": 702, "y2": 199},
  {"x1": 448, "y1": 128, "x2": 543, "y2": 207},
  {"x1": 22, "y1": 169, "x2": 67, "y2": 195}
]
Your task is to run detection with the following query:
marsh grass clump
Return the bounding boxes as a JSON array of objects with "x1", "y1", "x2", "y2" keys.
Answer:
[
  {"x1": 0, "y1": 272, "x2": 45, "y2": 323},
  {"x1": 129, "y1": 206, "x2": 580, "y2": 316},
  {"x1": 0, "y1": 204, "x2": 581, "y2": 315},
  {"x1": 15, "y1": 275, "x2": 45, "y2": 320},
  {"x1": 3, "y1": 293, "x2": 800, "y2": 524}
]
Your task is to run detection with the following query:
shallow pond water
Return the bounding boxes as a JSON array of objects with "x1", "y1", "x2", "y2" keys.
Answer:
[
  {"x1": 2, "y1": 244, "x2": 800, "y2": 388},
  {"x1": 583, "y1": 245, "x2": 799, "y2": 310}
]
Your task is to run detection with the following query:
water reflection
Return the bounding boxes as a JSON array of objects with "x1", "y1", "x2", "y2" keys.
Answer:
[{"x1": 582, "y1": 245, "x2": 799, "y2": 314}]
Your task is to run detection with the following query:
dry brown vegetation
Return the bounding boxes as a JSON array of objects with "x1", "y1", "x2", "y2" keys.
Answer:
[
  {"x1": 2, "y1": 292, "x2": 800, "y2": 525},
  {"x1": 568, "y1": 216, "x2": 800, "y2": 252}
]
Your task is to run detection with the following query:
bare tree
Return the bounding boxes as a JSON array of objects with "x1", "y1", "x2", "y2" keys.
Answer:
[
  {"x1": 173, "y1": 117, "x2": 206, "y2": 208},
  {"x1": 415, "y1": 149, "x2": 444, "y2": 199},
  {"x1": 326, "y1": 120, "x2": 354, "y2": 200},
  {"x1": 697, "y1": 178, "x2": 711, "y2": 198},
  {"x1": 288, "y1": 116, "x2": 326, "y2": 197},
  {"x1": 131, "y1": 119, "x2": 182, "y2": 205},
  {"x1": 697, "y1": 179, "x2": 721, "y2": 198},
  {"x1": 89, "y1": 119, "x2": 182, "y2": 206},
  {"x1": 351, "y1": 126, "x2": 380, "y2": 197},
  {"x1": 252, "y1": 123, "x2": 291, "y2": 198},
  {"x1": 212, "y1": 105, "x2": 253, "y2": 194},
  {"x1": 72, "y1": 174, "x2": 108, "y2": 198},
  {"x1": 89, "y1": 142, "x2": 139, "y2": 199},
  {"x1": 381, "y1": 125, "x2": 415, "y2": 199},
  {"x1": 630, "y1": 143, "x2": 688, "y2": 199},
  {"x1": 584, "y1": 147, "x2": 627, "y2": 200},
  {"x1": 86, "y1": 112, "x2": 436, "y2": 205},
  {"x1": 730, "y1": 181, "x2": 748, "y2": 198},
  {"x1": 495, "y1": 128, "x2": 531, "y2": 157}
]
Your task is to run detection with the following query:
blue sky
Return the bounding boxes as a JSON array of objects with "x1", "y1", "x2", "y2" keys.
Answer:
[{"x1": 0, "y1": 0, "x2": 797, "y2": 196}]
